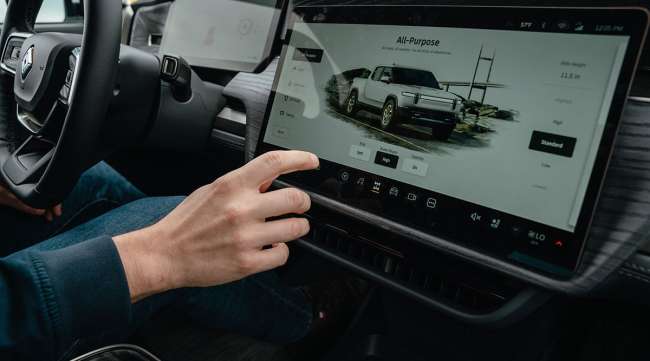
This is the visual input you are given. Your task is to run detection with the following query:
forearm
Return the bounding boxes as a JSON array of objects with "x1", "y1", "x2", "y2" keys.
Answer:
[{"x1": 0, "y1": 237, "x2": 132, "y2": 359}]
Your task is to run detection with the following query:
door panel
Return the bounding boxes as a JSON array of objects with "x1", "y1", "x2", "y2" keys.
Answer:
[{"x1": 366, "y1": 68, "x2": 391, "y2": 106}]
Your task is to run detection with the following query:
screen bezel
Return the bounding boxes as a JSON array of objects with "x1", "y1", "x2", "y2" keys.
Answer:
[
  {"x1": 160, "y1": 0, "x2": 286, "y2": 73},
  {"x1": 256, "y1": 5, "x2": 649, "y2": 275}
]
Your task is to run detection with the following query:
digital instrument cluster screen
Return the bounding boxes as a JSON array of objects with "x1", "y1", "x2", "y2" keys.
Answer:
[
  {"x1": 159, "y1": 0, "x2": 283, "y2": 72},
  {"x1": 257, "y1": 6, "x2": 649, "y2": 275}
]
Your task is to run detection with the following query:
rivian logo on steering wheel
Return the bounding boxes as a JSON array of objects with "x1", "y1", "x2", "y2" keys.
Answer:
[{"x1": 21, "y1": 46, "x2": 34, "y2": 80}]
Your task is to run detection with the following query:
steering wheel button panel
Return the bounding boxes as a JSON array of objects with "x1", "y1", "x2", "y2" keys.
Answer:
[
  {"x1": 0, "y1": 33, "x2": 31, "y2": 75},
  {"x1": 59, "y1": 85, "x2": 70, "y2": 102},
  {"x1": 65, "y1": 69, "x2": 73, "y2": 85}
]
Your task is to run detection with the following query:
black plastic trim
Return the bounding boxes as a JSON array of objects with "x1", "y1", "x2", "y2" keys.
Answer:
[
  {"x1": 210, "y1": 128, "x2": 245, "y2": 152},
  {"x1": 296, "y1": 232, "x2": 550, "y2": 327}
]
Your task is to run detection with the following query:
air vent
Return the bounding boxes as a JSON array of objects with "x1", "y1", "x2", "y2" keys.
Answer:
[
  {"x1": 212, "y1": 96, "x2": 247, "y2": 151},
  {"x1": 215, "y1": 96, "x2": 247, "y2": 134},
  {"x1": 303, "y1": 222, "x2": 516, "y2": 314},
  {"x1": 223, "y1": 95, "x2": 246, "y2": 114}
]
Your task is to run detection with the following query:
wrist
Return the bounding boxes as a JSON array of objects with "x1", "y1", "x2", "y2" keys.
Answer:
[{"x1": 113, "y1": 226, "x2": 177, "y2": 302}]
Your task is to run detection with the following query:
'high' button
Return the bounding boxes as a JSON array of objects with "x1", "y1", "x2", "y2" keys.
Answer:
[{"x1": 374, "y1": 151, "x2": 398, "y2": 169}]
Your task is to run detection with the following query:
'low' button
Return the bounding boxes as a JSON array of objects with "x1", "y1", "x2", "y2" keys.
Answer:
[{"x1": 529, "y1": 131, "x2": 576, "y2": 158}]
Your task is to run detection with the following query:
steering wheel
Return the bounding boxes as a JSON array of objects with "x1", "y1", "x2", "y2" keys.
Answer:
[{"x1": 0, "y1": 0, "x2": 124, "y2": 208}]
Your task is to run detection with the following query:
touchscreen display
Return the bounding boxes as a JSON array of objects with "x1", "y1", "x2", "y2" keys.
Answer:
[
  {"x1": 159, "y1": 0, "x2": 282, "y2": 72},
  {"x1": 258, "y1": 6, "x2": 648, "y2": 273}
]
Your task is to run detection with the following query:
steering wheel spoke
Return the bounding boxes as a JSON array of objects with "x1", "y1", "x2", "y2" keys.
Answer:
[
  {"x1": 2, "y1": 135, "x2": 54, "y2": 186},
  {"x1": 16, "y1": 97, "x2": 67, "y2": 136},
  {"x1": 0, "y1": 32, "x2": 33, "y2": 77}
]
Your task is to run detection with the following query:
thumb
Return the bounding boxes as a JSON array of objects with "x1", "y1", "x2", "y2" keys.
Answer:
[
  {"x1": 12, "y1": 201, "x2": 47, "y2": 216},
  {"x1": 4, "y1": 193, "x2": 46, "y2": 216}
]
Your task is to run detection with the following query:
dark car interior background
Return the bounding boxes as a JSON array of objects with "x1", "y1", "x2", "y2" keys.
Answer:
[{"x1": 3, "y1": 0, "x2": 650, "y2": 361}]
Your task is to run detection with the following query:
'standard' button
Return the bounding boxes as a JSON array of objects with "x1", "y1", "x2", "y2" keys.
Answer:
[{"x1": 528, "y1": 131, "x2": 576, "y2": 158}]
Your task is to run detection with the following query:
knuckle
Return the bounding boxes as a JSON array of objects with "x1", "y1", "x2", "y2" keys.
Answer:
[
  {"x1": 290, "y1": 218, "x2": 309, "y2": 239},
  {"x1": 277, "y1": 246, "x2": 290, "y2": 266},
  {"x1": 300, "y1": 192, "x2": 311, "y2": 212},
  {"x1": 215, "y1": 172, "x2": 244, "y2": 193},
  {"x1": 211, "y1": 176, "x2": 232, "y2": 193},
  {"x1": 223, "y1": 204, "x2": 245, "y2": 224},
  {"x1": 262, "y1": 151, "x2": 284, "y2": 170},
  {"x1": 286, "y1": 189, "x2": 310, "y2": 212},
  {"x1": 285, "y1": 188, "x2": 302, "y2": 207},
  {"x1": 235, "y1": 254, "x2": 256, "y2": 274}
]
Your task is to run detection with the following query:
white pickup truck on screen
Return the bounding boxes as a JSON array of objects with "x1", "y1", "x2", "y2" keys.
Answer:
[{"x1": 344, "y1": 65, "x2": 465, "y2": 140}]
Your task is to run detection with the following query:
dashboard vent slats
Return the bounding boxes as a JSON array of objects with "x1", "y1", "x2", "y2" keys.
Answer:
[{"x1": 303, "y1": 222, "x2": 514, "y2": 314}]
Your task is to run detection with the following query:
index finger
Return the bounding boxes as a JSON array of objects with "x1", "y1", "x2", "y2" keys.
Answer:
[{"x1": 238, "y1": 150, "x2": 319, "y2": 188}]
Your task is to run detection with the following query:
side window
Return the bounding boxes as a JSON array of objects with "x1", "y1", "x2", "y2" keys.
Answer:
[
  {"x1": 0, "y1": 0, "x2": 68, "y2": 24},
  {"x1": 382, "y1": 67, "x2": 393, "y2": 81},
  {"x1": 371, "y1": 67, "x2": 384, "y2": 81},
  {"x1": 37, "y1": 0, "x2": 66, "y2": 23}
]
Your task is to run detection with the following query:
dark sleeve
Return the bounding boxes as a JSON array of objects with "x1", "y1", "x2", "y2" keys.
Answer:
[{"x1": 0, "y1": 236, "x2": 132, "y2": 360}]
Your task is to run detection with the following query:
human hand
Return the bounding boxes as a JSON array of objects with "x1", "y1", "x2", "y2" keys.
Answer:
[
  {"x1": 0, "y1": 183, "x2": 62, "y2": 221},
  {"x1": 43, "y1": 204, "x2": 63, "y2": 222},
  {"x1": 114, "y1": 150, "x2": 319, "y2": 302}
]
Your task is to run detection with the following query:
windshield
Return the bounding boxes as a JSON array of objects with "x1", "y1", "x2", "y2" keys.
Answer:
[{"x1": 392, "y1": 68, "x2": 440, "y2": 89}]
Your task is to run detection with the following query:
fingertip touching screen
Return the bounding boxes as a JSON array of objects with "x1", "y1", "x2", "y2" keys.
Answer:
[
  {"x1": 257, "y1": 6, "x2": 649, "y2": 276},
  {"x1": 159, "y1": 0, "x2": 284, "y2": 73}
]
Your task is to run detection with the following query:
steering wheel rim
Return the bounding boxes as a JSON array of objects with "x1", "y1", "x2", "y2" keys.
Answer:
[{"x1": 0, "y1": 0, "x2": 122, "y2": 208}]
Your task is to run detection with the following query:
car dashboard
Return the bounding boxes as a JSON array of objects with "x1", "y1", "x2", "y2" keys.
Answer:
[{"x1": 127, "y1": 0, "x2": 650, "y2": 325}]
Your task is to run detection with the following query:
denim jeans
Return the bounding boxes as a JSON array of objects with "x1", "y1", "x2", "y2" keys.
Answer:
[{"x1": 0, "y1": 163, "x2": 312, "y2": 357}]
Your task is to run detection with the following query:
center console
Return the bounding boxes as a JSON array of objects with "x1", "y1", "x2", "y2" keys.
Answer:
[{"x1": 256, "y1": 5, "x2": 650, "y2": 318}]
